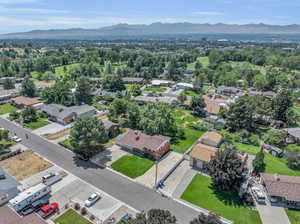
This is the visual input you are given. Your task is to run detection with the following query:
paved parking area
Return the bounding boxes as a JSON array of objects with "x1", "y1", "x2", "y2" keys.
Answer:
[
  {"x1": 136, "y1": 152, "x2": 183, "y2": 188},
  {"x1": 33, "y1": 122, "x2": 72, "y2": 136},
  {"x1": 90, "y1": 145, "x2": 129, "y2": 167},
  {"x1": 50, "y1": 178, "x2": 122, "y2": 222}
]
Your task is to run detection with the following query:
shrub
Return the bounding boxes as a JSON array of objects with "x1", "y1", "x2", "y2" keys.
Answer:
[
  {"x1": 90, "y1": 214, "x2": 95, "y2": 221},
  {"x1": 64, "y1": 203, "x2": 69, "y2": 209},
  {"x1": 81, "y1": 207, "x2": 87, "y2": 215},
  {"x1": 74, "y1": 203, "x2": 80, "y2": 210}
]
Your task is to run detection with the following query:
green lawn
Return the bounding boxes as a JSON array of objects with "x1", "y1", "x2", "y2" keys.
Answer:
[
  {"x1": 181, "y1": 174, "x2": 262, "y2": 224},
  {"x1": 234, "y1": 142, "x2": 300, "y2": 176},
  {"x1": 111, "y1": 154, "x2": 154, "y2": 178},
  {"x1": 183, "y1": 89, "x2": 200, "y2": 97},
  {"x1": 285, "y1": 208, "x2": 300, "y2": 224},
  {"x1": 171, "y1": 128, "x2": 204, "y2": 153},
  {"x1": 54, "y1": 209, "x2": 92, "y2": 224},
  {"x1": 24, "y1": 118, "x2": 50, "y2": 130},
  {"x1": 285, "y1": 144, "x2": 300, "y2": 153},
  {"x1": 0, "y1": 104, "x2": 17, "y2": 115},
  {"x1": 59, "y1": 137, "x2": 74, "y2": 151},
  {"x1": 229, "y1": 61, "x2": 267, "y2": 75},
  {"x1": 144, "y1": 87, "x2": 166, "y2": 93},
  {"x1": 187, "y1": 57, "x2": 210, "y2": 70}
]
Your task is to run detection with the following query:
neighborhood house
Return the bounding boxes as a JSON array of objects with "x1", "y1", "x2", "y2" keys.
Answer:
[
  {"x1": 134, "y1": 96, "x2": 177, "y2": 106},
  {"x1": 189, "y1": 143, "x2": 217, "y2": 170},
  {"x1": 199, "y1": 131, "x2": 223, "y2": 148},
  {"x1": 284, "y1": 128, "x2": 300, "y2": 145},
  {"x1": 102, "y1": 119, "x2": 120, "y2": 137},
  {"x1": 151, "y1": 79, "x2": 173, "y2": 87},
  {"x1": 42, "y1": 104, "x2": 96, "y2": 125},
  {"x1": 116, "y1": 130, "x2": 171, "y2": 160},
  {"x1": 11, "y1": 96, "x2": 43, "y2": 109},
  {"x1": 261, "y1": 173, "x2": 300, "y2": 209}
]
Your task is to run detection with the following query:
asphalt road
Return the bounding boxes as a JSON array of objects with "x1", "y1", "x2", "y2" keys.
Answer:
[{"x1": 0, "y1": 118, "x2": 200, "y2": 223}]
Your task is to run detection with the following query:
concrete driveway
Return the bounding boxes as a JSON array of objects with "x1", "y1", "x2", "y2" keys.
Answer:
[
  {"x1": 33, "y1": 122, "x2": 72, "y2": 136},
  {"x1": 256, "y1": 202, "x2": 291, "y2": 224},
  {"x1": 136, "y1": 152, "x2": 183, "y2": 188},
  {"x1": 90, "y1": 145, "x2": 129, "y2": 167},
  {"x1": 51, "y1": 178, "x2": 122, "y2": 222}
]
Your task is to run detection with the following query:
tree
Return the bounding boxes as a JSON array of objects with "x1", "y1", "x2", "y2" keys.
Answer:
[
  {"x1": 272, "y1": 89, "x2": 293, "y2": 122},
  {"x1": 41, "y1": 71, "x2": 56, "y2": 82},
  {"x1": 102, "y1": 75, "x2": 125, "y2": 92},
  {"x1": 127, "y1": 84, "x2": 142, "y2": 96},
  {"x1": 207, "y1": 146, "x2": 247, "y2": 191},
  {"x1": 190, "y1": 213, "x2": 222, "y2": 224},
  {"x1": 70, "y1": 116, "x2": 108, "y2": 159},
  {"x1": 139, "y1": 103, "x2": 176, "y2": 136},
  {"x1": 131, "y1": 209, "x2": 176, "y2": 224},
  {"x1": 75, "y1": 76, "x2": 91, "y2": 104},
  {"x1": 178, "y1": 92, "x2": 187, "y2": 105},
  {"x1": 3, "y1": 78, "x2": 15, "y2": 90},
  {"x1": 41, "y1": 81, "x2": 73, "y2": 106},
  {"x1": 252, "y1": 151, "x2": 265, "y2": 174},
  {"x1": 190, "y1": 96, "x2": 206, "y2": 117},
  {"x1": 286, "y1": 108, "x2": 300, "y2": 127},
  {"x1": 21, "y1": 78, "x2": 36, "y2": 97},
  {"x1": 104, "y1": 62, "x2": 113, "y2": 74},
  {"x1": 21, "y1": 106, "x2": 37, "y2": 123},
  {"x1": 225, "y1": 96, "x2": 256, "y2": 132},
  {"x1": 263, "y1": 129, "x2": 287, "y2": 148}
]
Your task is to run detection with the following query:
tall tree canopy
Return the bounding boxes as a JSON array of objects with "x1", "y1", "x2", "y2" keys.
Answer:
[
  {"x1": 131, "y1": 209, "x2": 177, "y2": 224},
  {"x1": 271, "y1": 89, "x2": 293, "y2": 122},
  {"x1": 75, "y1": 76, "x2": 92, "y2": 104},
  {"x1": 190, "y1": 213, "x2": 222, "y2": 224},
  {"x1": 102, "y1": 74, "x2": 125, "y2": 92},
  {"x1": 21, "y1": 78, "x2": 36, "y2": 97}
]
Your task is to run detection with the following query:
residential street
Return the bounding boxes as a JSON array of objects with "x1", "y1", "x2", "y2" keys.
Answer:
[{"x1": 0, "y1": 118, "x2": 200, "y2": 224}]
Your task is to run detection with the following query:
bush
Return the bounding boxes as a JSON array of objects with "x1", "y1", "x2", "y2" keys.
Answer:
[
  {"x1": 90, "y1": 214, "x2": 95, "y2": 221},
  {"x1": 0, "y1": 149, "x2": 21, "y2": 161},
  {"x1": 80, "y1": 207, "x2": 87, "y2": 215},
  {"x1": 74, "y1": 203, "x2": 80, "y2": 210}
]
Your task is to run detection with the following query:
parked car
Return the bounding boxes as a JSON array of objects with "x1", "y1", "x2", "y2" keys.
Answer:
[
  {"x1": 0, "y1": 148, "x2": 11, "y2": 155},
  {"x1": 84, "y1": 192, "x2": 101, "y2": 207},
  {"x1": 36, "y1": 202, "x2": 58, "y2": 219},
  {"x1": 251, "y1": 187, "x2": 266, "y2": 204},
  {"x1": 11, "y1": 136, "x2": 22, "y2": 143}
]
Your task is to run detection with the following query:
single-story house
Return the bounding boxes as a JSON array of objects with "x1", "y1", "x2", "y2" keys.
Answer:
[
  {"x1": 261, "y1": 173, "x2": 300, "y2": 208},
  {"x1": 0, "y1": 168, "x2": 20, "y2": 206},
  {"x1": 102, "y1": 120, "x2": 120, "y2": 137},
  {"x1": 116, "y1": 130, "x2": 171, "y2": 160},
  {"x1": 42, "y1": 104, "x2": 96, "y2": 125},
  {"x1": 175, "y1": 82, "x2": 194, "y2": 90},
  {"x1": 134, "y1": 96, "x2": 177, "y2": 106},
  {"x1": 0, "y1": 87, "x2": 20, "y2": 102},
  {"x1": 122, "y1": 77, "x2": 143, "y2": 84},
  {"x1": 284, "y1": 128, "x2": 300, "y2": 145},
  {"x1": 11, "y1": 96, "x2": 43, "y2": 109},
  {"x1": 261, "y1": 144, "x2": 283, "y2": 157},
  {"x1": 0, "y1": 205, "x2": 47, "y2": 224},
  {"x1": 189, "y1": 143, "x2": 218, "y2": 170},
  {"x1": 205, "y1": 102, "x2": 222, "y2": 115},
  {"x1": 216, "y1": 86, "x2": 240, "y2": 96},
  {"x1": 151, "y1": 79, "x2": 173, "y2": 87},
  {"x1": 199, "y1": 131, "x2": 223, "y2": 148}
]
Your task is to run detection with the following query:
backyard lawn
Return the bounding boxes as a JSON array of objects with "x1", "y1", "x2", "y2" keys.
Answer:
[
  {"x1": 234, "y1": 142, "x2": 300, "y2": 176},
  {"x1": 144, "y1": 87, "x2": 166, "y2": 92},
  {"x1": 24, "y1": 118, "x2": 50, "y2": 130},
  {"x1": 54, "y1": 209, "x2": 92, "y2": 224},
  {"x1": 111, "y1": 154, "x2": 154, "y2": 178},
  {"x1": 0, "y1": 104, "x2": 17, "y2": 115},
  {"x1": 183, "y1": 89, "x2": 200, "y2": 97},
  {"x1": 181, "y1": 174, "x2": 262, "y2": 224},
  {"x1": 285, "y1": 208, "x2": 300, "y2": 224}
]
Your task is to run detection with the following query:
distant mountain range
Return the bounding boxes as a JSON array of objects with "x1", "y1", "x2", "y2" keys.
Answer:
[{"x1": 2, "y1": 22, "x2": 300, "y2": 40}]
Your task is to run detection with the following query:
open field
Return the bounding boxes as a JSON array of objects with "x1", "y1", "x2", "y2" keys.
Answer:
[
  {"x1": 0, "y1": 104, "x2": 17, "y2": 115},
  {"x1": 187, "y1": 56, "x2": 210, "y2": 70},
  {"x1": 54, "y1": 209, "x2": 92, "y2": 224},
  {"x1": 0, "y1": 150, "x2": 53, "y2": 180},
  {"x1": 181, "y1": 174, "x2": 262, "y2": 224},
  {"x1": 111, "y1": 154, "x2": 154, "y2": 178}
]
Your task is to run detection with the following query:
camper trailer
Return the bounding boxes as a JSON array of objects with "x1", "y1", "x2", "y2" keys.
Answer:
[{"x1": 9, "y1": 183, "x2": 51, "y2": 212}]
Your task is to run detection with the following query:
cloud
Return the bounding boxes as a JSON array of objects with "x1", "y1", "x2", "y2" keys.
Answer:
[{"x1": 192, "y1": 11, "x2": 224, "y2": 16}]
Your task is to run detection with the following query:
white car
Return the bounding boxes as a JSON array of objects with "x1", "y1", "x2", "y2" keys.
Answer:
[
  {"x1": 84, "y1": 192, "x2": 101, "y2": 207},
  {"x1": 251, "y1": 187, "x2": 266, "y2": 204},
  {"x1": 11, "y1": 136, "x2": 22, "y2": 143}
]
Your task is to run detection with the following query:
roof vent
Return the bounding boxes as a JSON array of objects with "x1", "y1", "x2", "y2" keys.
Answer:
[{"x1": 274, "y1": 174, "x2": 280, "y2": 181}]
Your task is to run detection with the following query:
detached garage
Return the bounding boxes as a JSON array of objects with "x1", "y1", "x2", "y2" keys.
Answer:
[{"x1": 189, "y1": 143, "x2": 217, "y2": 170}]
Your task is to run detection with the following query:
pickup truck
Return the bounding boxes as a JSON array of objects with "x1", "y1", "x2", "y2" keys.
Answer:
[{"x1": 36, "y1": 202, "x2": 58, "y2": 219}]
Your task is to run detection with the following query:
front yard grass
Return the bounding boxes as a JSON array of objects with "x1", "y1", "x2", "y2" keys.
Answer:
[
  {"x1": 111, "y1": 154, "x2": 154, "y2": 178},
  {"x1": 0, "y1": 139, "x2": 15, "y2": 150},
  {"x1": 59, "y1": 137, "x2": 74, "y2": 151},
  {"x1": 181, "y1": 174, "x2": 262, "y2": 224},
  {"x1": 24, "y1": 118, "x2": 50, "y2": 130},
  {"x1": 0, "y1": 150, "x2": 53, "y2": 181},
  {"x1": 234, "y1": 142, "x2": 300, "y2": 176},
  {"x1": 144, "y1": 87, "x2": 166, "y2": 92},
  {"x1": 171, "y1": 128, "x2": 204, "y2": 153},
  {"x1": 0, "y1": 104, "x2": 17, "y2": 115},
  {"x1": 285, "y1": 208, "x2": 300, "y2": 224},
  {"x1": 54, "y1": 209, "x2": 92, "y2": 224}
]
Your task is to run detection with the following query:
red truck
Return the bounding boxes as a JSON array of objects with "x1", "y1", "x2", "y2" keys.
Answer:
[{"x1": 36, "y1": 202, "x2": 58, "y2": 219}]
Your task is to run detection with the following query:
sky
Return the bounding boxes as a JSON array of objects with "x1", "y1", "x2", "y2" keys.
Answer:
[{"x1": 0, "y1": 0, "x2": 300, "y2": 34}]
